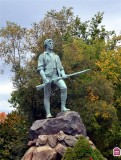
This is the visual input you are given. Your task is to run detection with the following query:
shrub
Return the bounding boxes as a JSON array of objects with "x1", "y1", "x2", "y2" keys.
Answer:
[{"x1": 62, "y1": 136, "x2": 105, "y2": 160}]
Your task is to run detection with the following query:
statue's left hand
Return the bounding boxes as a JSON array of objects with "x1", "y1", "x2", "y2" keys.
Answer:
[{"x1": 62, "y1": 74, "x2": 68, "y2": 79}]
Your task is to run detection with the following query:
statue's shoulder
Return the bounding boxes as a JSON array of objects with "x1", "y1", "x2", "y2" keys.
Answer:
[
  {"x1": 38, "y1": 52, "x2": 45, "y2": 58},
  {"x1": 55, "y1": 54, "x2": 61, "y2": 60},
  {"x1": 54, "y1": 52, "x2": 59, "y2": 57}
]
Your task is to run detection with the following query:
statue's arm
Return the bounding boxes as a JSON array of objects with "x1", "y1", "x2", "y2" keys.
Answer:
[{"x1": 37, "y1": 54, "x2": 49, "y2": 83}]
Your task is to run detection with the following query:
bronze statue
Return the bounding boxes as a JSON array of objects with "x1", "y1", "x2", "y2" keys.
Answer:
[{"x1": 37, "y1": 39, "x2": 70, "y2": 118}]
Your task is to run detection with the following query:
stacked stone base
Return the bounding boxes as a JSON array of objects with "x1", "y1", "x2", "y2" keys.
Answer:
[
  {"x1": 22, "y1": 131, "x2": 88, "y2": 160},
  {"x1": 22, "y1": 111, "x2": 94, "y2": 160}
]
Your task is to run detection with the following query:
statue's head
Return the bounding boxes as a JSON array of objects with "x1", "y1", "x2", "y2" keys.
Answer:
[{"x1": 44, "y1": 39, "x2": 53, "y2": 50}]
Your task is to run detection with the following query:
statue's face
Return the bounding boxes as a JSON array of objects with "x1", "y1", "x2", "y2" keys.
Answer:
[{"x1": 46, "y1": 40, "x2": 53, "y2": 50}]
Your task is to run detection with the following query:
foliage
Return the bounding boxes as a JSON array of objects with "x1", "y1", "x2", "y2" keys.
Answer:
[
  {"x1": 81, "y1": 101, "x2": 118, "y2": 140},
  {"x1": 0, "y1": 112, "x2": 7, "y2": 123},
  {"x1": 96, "y1": 37, "x2": 121, "y2": 123},
  {"x1": 0, "y1": 111, "x2": 30, "y2": 160},
  {"x1": 62, "y1": 136, "x2": 105, "y2": 160},
  {"x1": 96, "y1": 49, "x2": 121, "y2": 84},
  {"x1": 0, "y1": 21, "x2": 27, "y2": 71}
]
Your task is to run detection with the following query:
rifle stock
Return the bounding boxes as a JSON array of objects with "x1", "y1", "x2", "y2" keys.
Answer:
[
  {"x1": 36, "y1": 83, "x2": 46, "y2": 90},
  {"x1": 36, "y1": 76, "x2": 62, "y2": 90}
]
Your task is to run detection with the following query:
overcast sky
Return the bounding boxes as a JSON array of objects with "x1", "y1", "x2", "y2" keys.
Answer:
[{"x1": 0, "y1": 0, "x2": 121, "y2": 113}]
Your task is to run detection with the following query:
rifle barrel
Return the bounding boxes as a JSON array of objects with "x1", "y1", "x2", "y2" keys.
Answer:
[{"x1": 68, "y1": 69, "x2": 90, "y2": 77}]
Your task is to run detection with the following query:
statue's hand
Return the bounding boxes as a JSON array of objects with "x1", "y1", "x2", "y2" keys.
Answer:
[
  {"x1": 44, "y1": 78, "x2": 50, "y2": 84},
  {"x1": 62, "y1": 74, "x2": 68, "y2": 79}
]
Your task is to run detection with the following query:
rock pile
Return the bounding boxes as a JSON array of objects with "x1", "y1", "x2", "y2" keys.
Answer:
[
  {"x1": 22, "y1": 111, "x2": 90, "y2": 160},
  {"x1": 22, "y1": 131, "x2": 89, "y2": 160}
]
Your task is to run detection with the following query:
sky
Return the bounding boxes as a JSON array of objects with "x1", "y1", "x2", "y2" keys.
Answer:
[{"x1": 0, "y1": 0, "x2": 121, "y2": 113}]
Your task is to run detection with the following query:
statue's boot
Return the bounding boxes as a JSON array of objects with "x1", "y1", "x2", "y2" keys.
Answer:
[
  {"x1": 44, "y1": 100, "x2": 52, "y2": 118},
  {"x1": 61, "y1": 105, "x2": 70, "y2": 112},
  {"x1": 46, "y1": 113, "x2": 52, "y2": 118},
  {"x1": 61, "y1": 89, "x2": 70, "y2": 112}
]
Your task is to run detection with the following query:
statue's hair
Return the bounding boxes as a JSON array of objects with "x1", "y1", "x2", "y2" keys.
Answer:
[{"x1": 44, "y1": 39, "x2": 53, "y2": 49}]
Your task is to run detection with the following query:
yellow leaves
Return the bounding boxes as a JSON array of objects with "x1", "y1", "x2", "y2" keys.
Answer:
[
  {"x1": 95, "y1": 112, "x2": 109, "y2": 119},
  {"x1": 95, "y1": 112, "x2": 99, "y2": 116},
  {"x1": 95, "y1": 112, "x2": 110, "y2": 119},
  {"x1": 89, "y1": 91, "x2": 99, "y2": 102},
  {"x1": 87, "y1": 88, "x2": 99, "y2": 102},
  {"x1": 93, "y1": 101, "x2": 117, "y2": 121},
  {"x1": 102, "y1": 113, "x2": 109, "y2": 119},
  {"x1": 0, "y1": 21, "x2": 22, "y2": 38},
  {"x1": 96, "y1": 49, "x2": 121, "y2": 84}
]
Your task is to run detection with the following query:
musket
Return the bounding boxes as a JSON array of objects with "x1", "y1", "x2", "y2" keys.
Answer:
[{"x1": 36, "y1": 69, "x2": 90, "y2": 90}]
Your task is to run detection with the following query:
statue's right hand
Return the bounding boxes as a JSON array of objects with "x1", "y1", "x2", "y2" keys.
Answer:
[{"x1": 44, "y1": 78, "x2": 50, "y2": 84}]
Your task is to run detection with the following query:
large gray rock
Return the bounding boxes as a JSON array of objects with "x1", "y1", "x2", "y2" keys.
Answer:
[{"x1": 29, "y1": 111, "x2": 86, "y2": 140}]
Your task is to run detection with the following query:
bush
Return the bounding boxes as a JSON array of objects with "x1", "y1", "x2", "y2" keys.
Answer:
[{"x1": 62, "y1": 136, "x2": 105, "y2": 160}]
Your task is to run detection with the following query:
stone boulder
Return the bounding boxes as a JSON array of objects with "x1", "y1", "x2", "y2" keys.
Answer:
[
  {"x1": 21, "y1": 147, "x2": 36, "y2": 160},
  {"x1": 29, "y1": 111, "x2": 86, "y2": 140},
  {"x1": 32, "y1": 146, "x2": 56, "y2": 160}
]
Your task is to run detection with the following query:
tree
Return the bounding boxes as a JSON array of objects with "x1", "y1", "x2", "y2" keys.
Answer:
[
  {"x1": 0, "y1": 111, "x2": 30, "y2": 160},
  {"x1": 96, "y1": 35, "x2": 121, "y2": 124},
  {"x1": 0, "y1": 21, "x2": 31, "y2": 88},
  {"x1": 0, "y1": 21, "x2": 27, "y2": 69}
]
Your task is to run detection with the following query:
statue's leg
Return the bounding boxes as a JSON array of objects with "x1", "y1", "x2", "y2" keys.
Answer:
[
  {"x1": 55, "y1": 79, "x2": 70, "y2": 112},
  {"x1": 44, "y1": 83, "x2": 52, "y2": 118}
]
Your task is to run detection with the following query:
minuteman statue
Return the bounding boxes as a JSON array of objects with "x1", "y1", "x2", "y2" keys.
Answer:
[{"x1": 37, "y1": 39, "x2": 70, "y2": 118}]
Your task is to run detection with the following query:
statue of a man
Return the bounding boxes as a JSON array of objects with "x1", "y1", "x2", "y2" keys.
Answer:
[{"x1": 37, "y1": 39, "x2": 70, "y2": 118}]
